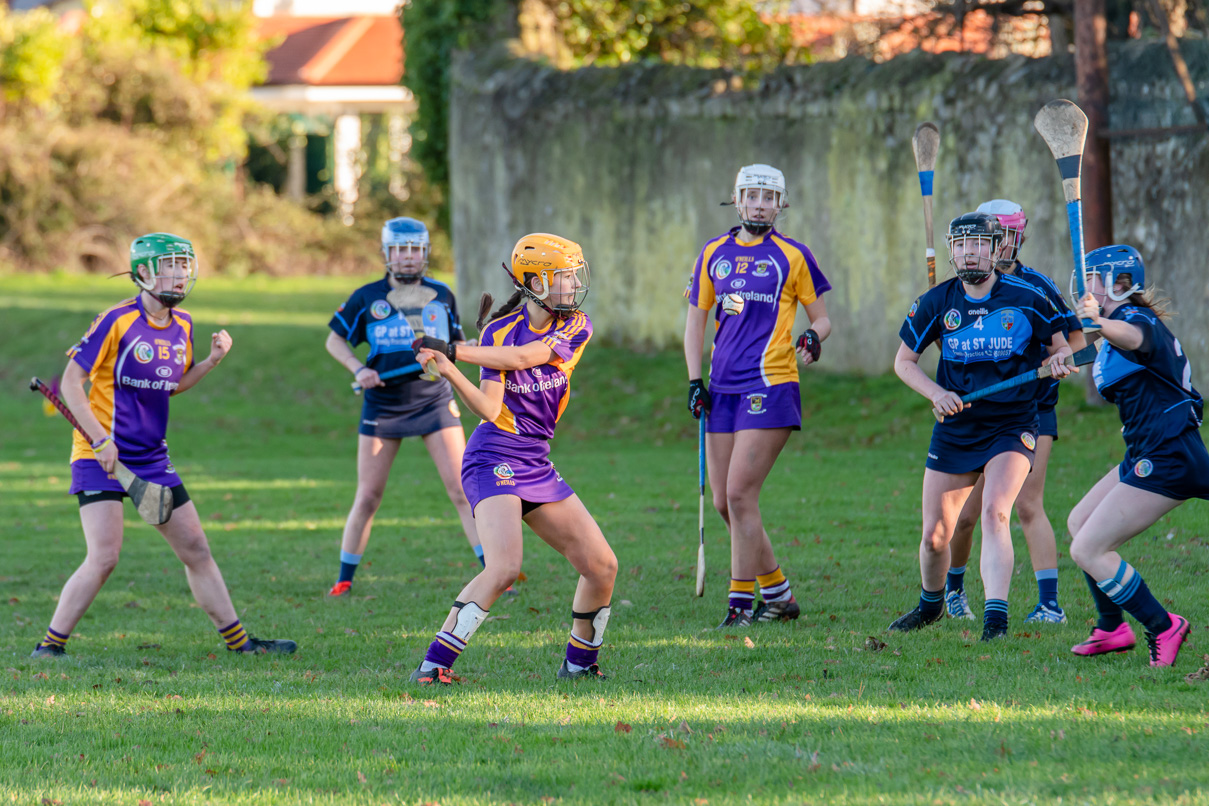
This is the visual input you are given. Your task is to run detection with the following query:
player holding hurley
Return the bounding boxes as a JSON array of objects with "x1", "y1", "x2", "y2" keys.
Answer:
[
  {"x1": 889, "y1": 212, "x2": 1073, "y2": 642},
  {"x1": 32, "y1": 234, "x2": 295, "y2": 658},
  {"x1": 684, "y1": 164, "x2": 832, "y2": 629}
]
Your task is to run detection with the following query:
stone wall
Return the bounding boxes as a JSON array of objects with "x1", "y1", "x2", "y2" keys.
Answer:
[{"x1": 449, "y1": 43, "x2": 1209, "y2": 374}]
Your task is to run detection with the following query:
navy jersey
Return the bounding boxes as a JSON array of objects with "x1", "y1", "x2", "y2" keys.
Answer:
[
  {"x1": 1015, "y1": 264, "x2": 1081, "y2": 410},
  {"x1": 1093, "y1": 305, "x2": 1204, "y2": 456},
  {"x1": 330, "y1": 276, "x2": 465, "y2": 405},
  {"x1": 900, "y1": 274, "x2": 1062, "y2": 425}
]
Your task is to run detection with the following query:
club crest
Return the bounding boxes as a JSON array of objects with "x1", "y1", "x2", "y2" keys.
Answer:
[
  {"x1": 370, "y1": 300, "x2": 392, "y2": 320},
  {"x1": 1134, "y1": 459, "x2": 1153, "y2": 478},
  {"x1": 173, "y1": 344, "x2": 187, "y2": 365},
  {"x1": 1021, "y1": 432, "x2": 1036, "y2": 451},
  {"x1": 747, "y1": 393, "x2": 767, "y2": 415},
  {"x1": 1001, "y1": 310, "x2": 1015, "y2": 331},
  {"x1": 943, "y1": 309, "x2": 961, "y2": 330},
  {"x1": 134, "y1": 342, "x2": 154, "y2": 364},
  {"x1": 714, "y1": 260, "x2": 732, "y2": 280},
  {"x1": 753, "y1": 261, "x2": 770, "y2": 277},
  {"x1": 908, "y1": 301, "x2": 918, "y2": 318}
]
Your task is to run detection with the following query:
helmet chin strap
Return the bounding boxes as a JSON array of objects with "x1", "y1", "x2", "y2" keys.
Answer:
[{"x1": 503, "y1": 264, "x2": 566, "y2": 320}]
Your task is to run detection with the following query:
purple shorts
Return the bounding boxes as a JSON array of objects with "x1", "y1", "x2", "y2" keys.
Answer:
[
  {"x1": 69, "y1": 457, "x2": 182, "y2": 495},
  {"x1": 461, "y1": 427, "x2": 574, "y2": 513},
  {"x1": 706, "y1": 383, "x2": 802, "y2": 434}
]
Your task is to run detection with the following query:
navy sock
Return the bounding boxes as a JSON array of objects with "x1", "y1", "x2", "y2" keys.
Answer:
[
  {"x1": 338, "y1": 550, "x2": 361, "y2": 584},
  {"x1": 1083, "y1": 571, "x2": 1123, "y2": 631},
  {"x1": 946, "y1": 565, "x2": 966, "y2": 594},
  {"x1": 1036, "y1": 569, "x2": 1059, "y2": 608},
  {"x1": 984, "y1": 599, "x2": 1009, "y2": 632},
  {"x1": 919, "y1": 587, "x2": 944, "y2": 619},
  {"x1": 1097, "y1": 561, "x2": 1171, "y2": 636}
]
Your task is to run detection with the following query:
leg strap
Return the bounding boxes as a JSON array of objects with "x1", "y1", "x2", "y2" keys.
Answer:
[{"x1": 571, "y1": 605, "x2": 611, "y2": 643}]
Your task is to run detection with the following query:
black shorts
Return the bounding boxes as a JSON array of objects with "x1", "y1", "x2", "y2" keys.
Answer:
[
  {"x1": 77, "y1": 484, "x2": 190, "y2": 509},
  {"x1": 360, "y1": 386, "x2": 462, "y2": 439}
]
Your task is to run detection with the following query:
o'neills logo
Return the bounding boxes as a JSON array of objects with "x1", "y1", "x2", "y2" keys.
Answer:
[{"x1": 120, "y1": 376, "x2": 180, "y2": 391}]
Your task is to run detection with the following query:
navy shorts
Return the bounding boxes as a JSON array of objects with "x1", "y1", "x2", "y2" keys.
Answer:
[
  {"x1": 360, "y1": 386, "x2": 461, "y2": 439},
  {"x1": 1037, "y1": 406, "x2": 1058, "y2": 439},
  {"x1": 926, "y1": 413, "x2": 1039, "y2": 475},
  {"x1": 1119, "y1": 429, "x2": 1209, "y2": 501},
  {"x1": 707, "y1": 384, "x2": 801, "y2": 433}
]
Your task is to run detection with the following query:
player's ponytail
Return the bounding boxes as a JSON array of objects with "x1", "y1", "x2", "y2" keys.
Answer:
[
  {"x1": 476, "y1": 289, "x2": 525, "y2": 331},
  {"x1": 1117, "y1": 274, "x2": 1172, "y2": 319}
]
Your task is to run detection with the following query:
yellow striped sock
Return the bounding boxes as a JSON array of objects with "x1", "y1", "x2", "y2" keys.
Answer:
[
  {"x1": 757, "y1": 567, "x2": 787, "y2": 589},
  {"x1": 220, "y1": 620, "x2": 249, "y2": 651},
  {"x1": 41, "y1": 628, "x2": 69, "y2": 648}
]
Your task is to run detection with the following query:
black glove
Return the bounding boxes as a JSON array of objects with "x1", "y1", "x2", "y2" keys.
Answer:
[
  {"x1": 687, "y1": 379, "x2": 710, "y2": 419},
  {"x1": 796, "y1": 329, "x2": 821, "y2": 363},
  {"x1": 412, "y1": 335, "x2": 457, "y2": 361}
]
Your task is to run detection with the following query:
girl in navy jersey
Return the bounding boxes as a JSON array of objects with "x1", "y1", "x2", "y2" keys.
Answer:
[
  {"x1": 408, "y1": 233, "x2": 617, "y2": 684},
  {"x1": 943, "y1": 200, "x2": 1086, "y2": 626},
  {"x1": 32, "y1": 234, "x2": 295, "y2": 658},
  {"x1": 889, "y1": 212, "x2": 1073, "y2": 642},
  {"x1": 684, "y1": 164, "x2": 832, "y2": 629},
  {"x1": 1066, "y1": 245, "x2": 1206, "y2": 667},
  {"x1": 325, "y1": 218, "x2": 487, "y2": 597}
]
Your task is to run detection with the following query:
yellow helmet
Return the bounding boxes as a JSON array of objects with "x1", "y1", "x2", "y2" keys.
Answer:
[{"x1": 505, "y1": 232, "x2": 590, "y2": 316}]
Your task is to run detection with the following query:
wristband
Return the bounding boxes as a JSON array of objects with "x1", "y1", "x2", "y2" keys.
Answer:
[
  {"x1": 91, "y1": 435, "x2": 113, "y2": 452},
  {"x1": 353, "y1": 365, "x2": 367, "y2": 376}
]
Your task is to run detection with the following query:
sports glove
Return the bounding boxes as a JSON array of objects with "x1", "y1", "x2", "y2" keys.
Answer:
[
  {"x1": 796, "y1": 329, "x2": 821, "y2": 363},
  {"x1": 412, "y1": 335, "x2": 457, "y2": 361},
  {"x1": 687, "y1": 379, "x2": 710, "y2": 419}
]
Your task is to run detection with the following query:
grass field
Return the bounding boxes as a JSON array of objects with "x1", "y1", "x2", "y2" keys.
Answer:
[{"x1": 2, "y1": 272, "x2": 1208, "y2": 805}]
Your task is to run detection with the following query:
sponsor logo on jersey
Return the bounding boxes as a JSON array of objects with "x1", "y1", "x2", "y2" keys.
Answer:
[
  {"x1": 947, "y1": 337, "x2": 959, "y2": 350},
  {"x1": 714, "y1": 260, "x2": 732, "y2": 280},
  {"x1": 943, "y1": 310, "x2": 961, "y2": 330},
  {"x1": 370, "y1": 300, "x2": 392, "y2": 320},
  {"x1": 908, "y1": 301, "x2": 918, "y2": 318},
  {"x1": 448, "y1": 399, "x2": 461, "y2": 418},
  {"x1": 1001, "y1": 310, "x2": 1015, "y2": 331},
  {"x1": 747, "y1": 393, "x2": 766, "y2": 414},
  {"x1": 134, "y1": 342, "x2": 154, "y2": 363},
  {"x1": 362, "y1": 419, "x2": 379, "y2": 426},
  {"x1": 119, "y1": 375, "x2": 179, "y2": 391},
  {"x1": 533, "y1": 367, "x2": 543, "y2": 377},
  {"x1": 1134, "y1": 458, "x2": 1153, "y2": 477},
  {"x1": 753, "y1": 261, "x2": 770, "y2": 277},
  {"x1": 1021, "y1": 432, "x2": 1036, "y2": 451},
  {"x1": 156, "y1": 365, "x2": 174, "y2": 378},
  {"x1": 505, "y1": 374, "x2": 567, "y2": 395},
  {"x1": 732, "y1": 278, "x2": 746, "y2": 289}
]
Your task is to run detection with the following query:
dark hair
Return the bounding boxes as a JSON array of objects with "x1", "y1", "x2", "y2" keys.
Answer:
[{"x1": 476, "y1": 289, "x2": 525, "y2": 331}]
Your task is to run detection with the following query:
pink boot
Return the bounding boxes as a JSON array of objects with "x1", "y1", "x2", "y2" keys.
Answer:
[
  {"x1": 1071, "y1": 622, "x2": 1136, "y2": 656},
  {"x1": 1147, "y1": 613, "x2": 1190, "y2": 668}
]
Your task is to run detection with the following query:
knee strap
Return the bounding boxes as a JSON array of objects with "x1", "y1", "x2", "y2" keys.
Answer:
[
  {"x1": 571, "y1": 605, "x2": 611, "y2": 643},
  {"x1": 451, "y1": 600, "x2": 489, "y2": 642}
]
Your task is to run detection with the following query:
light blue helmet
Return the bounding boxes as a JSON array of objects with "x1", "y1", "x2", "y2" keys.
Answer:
[
  {"x1": 1082, "y1": 244, "x2": 1144, "y2": 303},
  {"x1": 381, "y1": 217, "x2": 430, "y2": 282}
]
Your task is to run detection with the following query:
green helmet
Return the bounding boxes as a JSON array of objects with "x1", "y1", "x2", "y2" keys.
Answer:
[{"x1": 130, "y1": 233, "x2": 197, "y2": 308}]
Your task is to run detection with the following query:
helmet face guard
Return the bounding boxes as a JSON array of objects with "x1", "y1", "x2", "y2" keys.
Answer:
[
  {"x1": 506, "y1": 233, "x2": 590, "y2": 318},
  {"x1": 1078, "y1": 244, "x2": 1145, "y2": 303},
  {"x1": 381, "y1": 217, "x2": 430, "y2": 283},
  {"x1": 130, "y1": 233, "x2": 197, "y2": 308},
  {"x1": 947, "y1": 212, "x2": 1004, "y2": 286},
  {"x1": 729, "y1": 164, "x2": 788, "y2": 236}
]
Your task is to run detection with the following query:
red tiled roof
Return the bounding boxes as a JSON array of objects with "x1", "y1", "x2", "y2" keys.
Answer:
[{"x1": 256, "y1": 15, "x2": 403, "y2": 86}]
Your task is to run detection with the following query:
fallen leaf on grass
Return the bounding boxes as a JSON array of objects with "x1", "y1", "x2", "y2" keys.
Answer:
[
  {"x1": 968, "y1": 698, "x2": 981, "y2": 711},
  {"x1": 484, "y1": 615, "x2": 510, "y2": 622},
  {"x1": 41, "y1": 798, "x2": 62, "y2": 805},
  {"x1": 33, "y1": 672, "x2": 48, "y2": 681},
  {"x1": 743, "y1": 637, "x2": 755, "y2": 649},
  {"x1": 1184, "y1": 655, "x2": 1209, "y2": 684},
  {"x1": 678, "y1": 720, "x2": 692, "y2": 734},
  {"x1": 660, "y1": 736, "x2": 686, "y2": 750},
  {"x1": 357, "y1": 771, "x2": 367, "y2": 784},
  {"x1": 614, "y1": 721, "x2": 632, "y2": 733},
  {"x1": 864, "y1": 636, "x2": 887, "y2": 652},
  {"x1": 137, "y1": 644, "x2": 161, "y2": 650},
  {"x1": 138, "y1": 801, "x2": 152, "y2": 806},
  {"x1": 723, "y1": 635, "x2": 739, "y2": 642}
]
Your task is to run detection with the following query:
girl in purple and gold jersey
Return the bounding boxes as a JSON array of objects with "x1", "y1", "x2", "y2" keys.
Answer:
[
  {"x1": 31, "y1": 234, "x2": 295, "y2": 659},
  {"x1": 409, "y1": 233, "x2": 617, "y2": 684},
  {"x1": 684, "y1": 164, "x2": 833, "y2": 629}
]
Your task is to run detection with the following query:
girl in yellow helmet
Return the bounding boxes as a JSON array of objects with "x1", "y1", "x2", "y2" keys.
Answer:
[{"x1": 409, "y1": 233, "x2": 617, "y2": 683}]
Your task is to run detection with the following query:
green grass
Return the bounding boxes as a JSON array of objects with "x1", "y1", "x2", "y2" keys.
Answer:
[{"x1": 2, "y1": 272, "x2": 1208, "y2": 805}]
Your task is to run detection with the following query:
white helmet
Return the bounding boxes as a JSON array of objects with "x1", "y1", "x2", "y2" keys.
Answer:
[
  {"x1": 975, "y1": 199, "x2": 1028, "y2": 267},
  {"x1": 381, "y1": 217, "x2": 430, "y2": 283},
  {"x1": 730, "y1": 164, "x2": 787, "y2": 235}
]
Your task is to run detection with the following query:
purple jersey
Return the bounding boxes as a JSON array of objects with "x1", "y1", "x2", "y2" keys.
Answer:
[
  {"x1": 67, "y1": 296, "x2": 194, "y2": 467},
  {"x1": 688, "y1": 227, "x2": 831, "y2": 394},
  {"x1": 477, "y1": 307, "x2": 592, "y2": 440}
]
